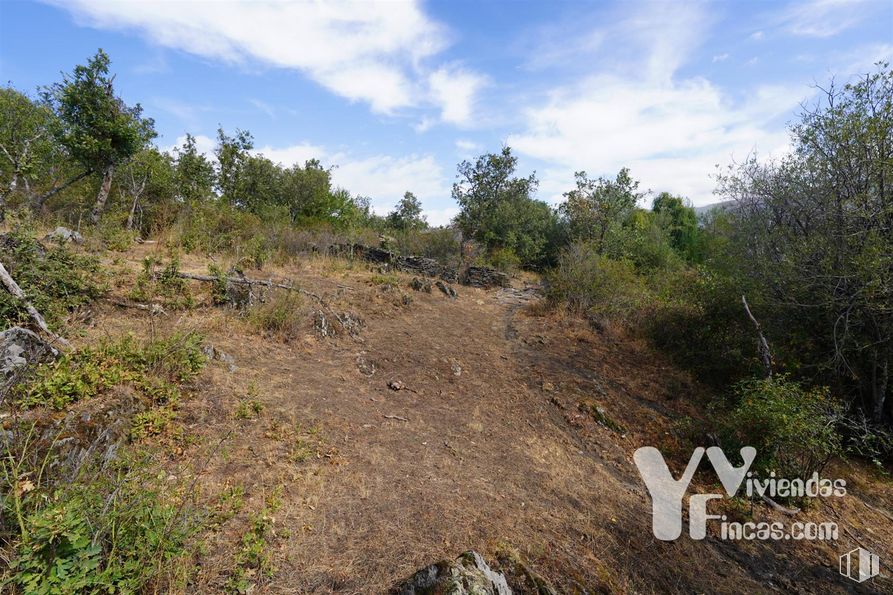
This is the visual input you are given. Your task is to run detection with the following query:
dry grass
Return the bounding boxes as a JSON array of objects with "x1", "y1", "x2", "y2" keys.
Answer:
[{"x1": 51, "y1": 241, "x2": 893, "y2": 594}]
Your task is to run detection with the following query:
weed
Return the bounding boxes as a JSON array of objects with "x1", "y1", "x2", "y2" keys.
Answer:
[
  {"x1": 234, "y1": 399, "x2": 263, "y2": 420},
  {"x1": 248, "y1": 290, "x2": 305, "y2": 341}
]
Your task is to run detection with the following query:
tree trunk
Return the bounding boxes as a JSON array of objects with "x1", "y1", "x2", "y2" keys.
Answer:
[
  {"x1": 872, "y1": 353, "x2": 889, "y2": 424},
  {"x1": 126, "y1": 194, "x2": 139, "y2": 230},
  {"x1": 90, "y1": 164, "x2": 115, "y2": 224}
]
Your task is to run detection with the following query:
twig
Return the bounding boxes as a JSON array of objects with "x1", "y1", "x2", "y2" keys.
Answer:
[
  {"x1": 383, "y1": 414, "x2": 409, "y2": 422},
  {"x1": 107, "y1": 298, "x2": 167, "y2": 315},
  {"x1": 0, "y1": 261, "x2": 69, "y2": 347}
]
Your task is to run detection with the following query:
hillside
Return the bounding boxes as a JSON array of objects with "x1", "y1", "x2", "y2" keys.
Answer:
[{"x1": 10, "y1": 240, "x2": 888, "y2": 593}]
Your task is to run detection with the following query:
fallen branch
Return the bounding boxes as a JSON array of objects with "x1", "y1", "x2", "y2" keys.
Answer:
[
  {"x1": 761, "y1": 494, "x2": 799, "y2": 516},
  {"x1": 171, "y1": 271, "x2": 326, "y2": 303},
  {"x1": 383, "y1": 414, "x2": 409, "y2": 422},
  {"x1": 107, "y1": 298, "x2": 167, "y2": 315},
  {"x1": 0, "y1": 261, "x2": 69, "y2": 347}
]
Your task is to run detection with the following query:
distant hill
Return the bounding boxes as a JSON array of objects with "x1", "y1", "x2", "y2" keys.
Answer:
[{"x1": 694, "y1": 199, "x2": 736, "y2": 216}]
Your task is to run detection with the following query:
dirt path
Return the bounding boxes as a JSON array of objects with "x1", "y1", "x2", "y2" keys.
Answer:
[{"x1": 90, "y1": 251, "x2": 893, "y2": 593}]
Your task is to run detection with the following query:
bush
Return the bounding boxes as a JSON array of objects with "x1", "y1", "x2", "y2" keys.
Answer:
[
  {"x1": 130, "y1": 253, "x2": 194, "y2": 309},
  {"x1": 249, "y1": 291, "x2": 305, "y2": 341},
  {"x1": 16, "y1": 331, "x2": 205, "y2": 410},
  {"x1": 719, "y1": 375, "x2": 843, "y2": 481},
  {"x1": 0, "y1": 226, "x2": 104, "y2": 329},
  {"x1": 545, "y1": 242, "x2": 648, "y2": 327}
]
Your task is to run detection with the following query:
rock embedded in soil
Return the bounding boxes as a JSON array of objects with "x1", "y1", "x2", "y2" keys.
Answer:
[
  {"x1": 461, "y1": 266, "x2": 510, "y2": 289},
  {"x1": 0, "y1": 326, "x2": 59, "y2": 388},
  {"x1": 43, "y1": 226, "x2": 84, "y2": 244},
  {"x1": 391, "y1": 550, "x2": 512, "y2": 595}
]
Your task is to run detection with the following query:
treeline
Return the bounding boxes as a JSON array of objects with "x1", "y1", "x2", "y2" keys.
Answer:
[{"x1": 1, "y1": 51, "x2": 891, "y2": 468}]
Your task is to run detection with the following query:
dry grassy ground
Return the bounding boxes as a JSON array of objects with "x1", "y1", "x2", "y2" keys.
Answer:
[{"x1": 76, "y1": 243, "x2": 892, "y2": 594}]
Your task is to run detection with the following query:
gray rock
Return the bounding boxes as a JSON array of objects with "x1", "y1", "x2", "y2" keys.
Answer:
[
  {"x1": 392, "y1": 551, "x2": 512, "y2": 595},
  {"x1": 436, "y1": 280, "x2": 458, "y2": 299},
  {"x1": 460, "y1": 266, "x2": 510, "y2": 289},
  {"x1": 43, "y1": 226, "x2": 84, "y2": 244},
  {"x1": 0, "y1": 326, "x2": 59, "y2": 387}
]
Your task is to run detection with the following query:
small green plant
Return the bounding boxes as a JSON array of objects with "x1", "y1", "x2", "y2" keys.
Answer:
[
  {"x1": 225, "y1": 492, "x2": 282, "y2": 593},
  {"x1": 16, "y1": 331, "x2": 205, "y2": 411},
  {"x1": 131, "y1": 252, "x2": 194, "y2": 309},
  {"x1": 234, "y1": 399, "x2": 263, "y2": 420},
  {"x1": 208, "y1": 263, "x2": 230, "y2": 305}
]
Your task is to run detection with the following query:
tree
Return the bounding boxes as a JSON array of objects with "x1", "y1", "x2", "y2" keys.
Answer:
[
  {"x1": 652, "y1": 192, "x2": 700, "y2": 261},
  {"x1": 717, "y1": 64, "x2": 893, "y2": 425},
  {"x1": 174, "y1": 134, "x2": 215, "y2": 205},
  {"x1": 453, "y1": 146, "x2": 556, "y2": 265},
  {"x1": 43, "y1": 49, "x2": 156, "y2": 224},
  {"x1": 386, "y1": 191, "x2": 427, "y2": 231},
  {"x1": 214, "y1": 127, "x2": 253, "y2": 205},
  {"x1": 559, "y1": 168, "x2": 641, "y2": 252},
  {"x1": 0, "y1": 87, "x2": 58, "y2": 217},
  {"x1": 117, "y1": 148, "x2": 175, "y2": 231}
]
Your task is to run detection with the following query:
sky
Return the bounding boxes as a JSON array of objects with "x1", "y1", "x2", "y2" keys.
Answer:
[{"x1": 1, "y1": 0, "x2": 891, "y2": 225}]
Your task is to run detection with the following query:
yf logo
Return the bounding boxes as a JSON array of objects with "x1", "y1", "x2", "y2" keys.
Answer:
[{"x1": 633, "y1": 446, "x2": 756, "y2": 540}]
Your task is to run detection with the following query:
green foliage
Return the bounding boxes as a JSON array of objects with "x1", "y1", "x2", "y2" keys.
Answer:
[
  {"x1": 0, "y1": 225, "x2": 104, "y2": 329},
  {"x1": 719, "y1": 376, "x2": 844, "y2": 481},
  {"x1": 559, "y1": 169, "x2": 642, "y2": 251},
  {"x1": 453, "y1": 146, "x2": 558, "y2": 267},
  {"x1": 16, "y1": 331, "x2": 205, "y2": 410},
  {"x1": 174, "y1": 133, "x2": 216, "y2": 205},
  {"x1": 5, "y1": 450, "x2": 199, "y2": 594},
  {"x1": 225, "y1": 496, "x2": 281, "y2": 594},
  {"x1": 386, "y1": 191, "x2": 427, "y2": 231},
  {"x1": 546, "y1": 242, "x2": 648, "y2": 326},
  {"x1": 651, "y1": 192, "x2": 701, "y2": 262},
  {"x1": 131, "y1": 253, "x2": 194, "y2": 309},
  {"x1": 42, "y1": 49, "x2": 155, "y2": 177}
]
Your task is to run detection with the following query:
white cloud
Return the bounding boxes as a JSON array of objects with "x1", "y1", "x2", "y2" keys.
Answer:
[
  {"x1": 508, "y1": 3, "x2": 801, "y2": 206},
  {"x1": 163, "y1": 134, "x2": 216, "y2": 158},
  {"x1": 455, "y1": 139, "x2": 482, "y2": 154},
  {"x1": 427, "y1": 66, "x2": 488, "y2": 126},
  {"x1": 750, "y1": 30, "x2": 765, "y2": 40},
  {"x1": 46, "y1": 0, "x2": 482, "y2": 121},
  {"x1": 712, "y1": 53, "x2": 730, "y2": 63},
  {"x1": 777, "y1": 0, "x2": 874, "y2": 38},
  {"x1": 255, "y1": 143, "x2": 326, "y2": 167}
]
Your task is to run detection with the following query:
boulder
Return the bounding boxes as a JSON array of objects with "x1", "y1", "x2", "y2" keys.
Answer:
[
  {"x1": 0, "y1": 326, "x2": 59, "y2": 387},
  {"x1": 410, "y1": 277, "x2": 433, "y2": 293},
  {"x1": 43, "y1": 226, "x2": 84, "y2": 244},
  {"x1": 392, "y1": 551, "x2": 512, "y2": 595}
]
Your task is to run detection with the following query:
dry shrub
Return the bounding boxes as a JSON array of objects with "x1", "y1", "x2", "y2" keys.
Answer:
[{"x1": 249, "y1": 290, "x2": 306, "y2": 341}]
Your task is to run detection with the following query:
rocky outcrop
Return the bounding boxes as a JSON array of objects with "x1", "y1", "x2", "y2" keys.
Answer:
[
  {"x1": 43, "y1": 226, "x2": 84, "y2": 244},
  {"x1": 461, "y1": 266, "x2": 510, "y2": 289},
  {"x1": 0, "y1": 326, "x2": 59, "y2": 390},
  {"x1": 336, "y1": 243, "x2": 505, "y2": 289},
  {"x1": 392, "y1": 551, "x2": 512, "y2": 595}
]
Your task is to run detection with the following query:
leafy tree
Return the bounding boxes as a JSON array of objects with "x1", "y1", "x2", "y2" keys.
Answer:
[
  {"x1": 652, "y1": 192, "x2": 700, "y2": 261},
  {"x1": 42, "y1": 49, "x2": 156, "y2": 224},
  {"x1": 116, "y1": 148, "x2": 176, "y2": 232},
  {"x1": 453, "y1": 146, "x2": 556, "y2": 266},
  {"x1": 174, "y1": 134, "x2": 215, "y2": 205},
  {"x1": 717, "y1": 63, "x2": 893, "y2": 425},
  {"x1": 559, "y1": 168, "x2": 641, "y2": 252},
  {"x1": 0, "y1": 87, "x2": 60, "y2": 217},
  {"x1": 214, "y1": 127, "x2": 253, "y2": 205},
  {"x1": 386, "y1": 191, "x2": 427, "y2": 231}
]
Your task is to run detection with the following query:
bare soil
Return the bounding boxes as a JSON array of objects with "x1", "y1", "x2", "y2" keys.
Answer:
[{"x1": 81, "y1": 245, "x2": 892, "y2": 594}]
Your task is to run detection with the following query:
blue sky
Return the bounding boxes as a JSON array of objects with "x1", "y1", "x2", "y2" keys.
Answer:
[{"x1": 1, "y1": 0, "x2": 891, "y2": 224}]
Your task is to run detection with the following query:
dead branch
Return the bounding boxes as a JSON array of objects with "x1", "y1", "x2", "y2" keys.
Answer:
[
  {"x1": 761, "y1": 494, "x2": 800, "y2": 516},
  {"x1": 383, "y1": 414, "x2": 409, "y2": 422},
  {"x1": 742, "y1": 295, "x2": 772, "y2": 378},
  {"x1": 171, "y1": 271, "x2": 325, "y2": 301},
  {"x1": 0, "y1": 261, "x2": 69, "y2": 347},
  {"x1": 107, "y1": 298, "x2": 167, "y2": 315}
]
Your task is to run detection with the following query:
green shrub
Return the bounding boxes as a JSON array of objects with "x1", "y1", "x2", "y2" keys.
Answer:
[
  {"x1": 720, "y1": 375, "x2": 843, "y2": 481},
  {"x1": 131, "y1": 253, "x2": 194, "y2": 309},
  {"x1": 16, "y1": 331, "x2": 205, "y2": 410},
  {"x1": 5, "y1": 451, "x2": 199, "y2": 594},
  {"x1": 0, "y1": 227, "x2": 104, "y2": 329},
  {"x1": 546, "y1": 242, "x2": 648, "y2": 326},
  {"x1": 487, "y1": 247, "x2": 521, "y2": 273}
]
